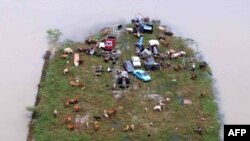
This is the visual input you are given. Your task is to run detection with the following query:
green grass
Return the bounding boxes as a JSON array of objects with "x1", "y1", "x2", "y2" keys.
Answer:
[{"x1": 29, "y1": 23, "x2": 220, "y2": 141}]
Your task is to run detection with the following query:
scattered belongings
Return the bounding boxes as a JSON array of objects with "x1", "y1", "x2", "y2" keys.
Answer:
[{"x1": 64, "y1": 47, "x2": 74, "y2": 54}]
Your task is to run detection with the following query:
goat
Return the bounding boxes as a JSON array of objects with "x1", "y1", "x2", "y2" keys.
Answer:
[{"x1": 153, "y1": 105, "x2": 162, "y2": 111}]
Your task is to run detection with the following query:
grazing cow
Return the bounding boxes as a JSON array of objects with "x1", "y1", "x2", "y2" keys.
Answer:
[
  {"x1": 67, "y1": 124, "x2": 75, "y2": 130},
  {"x1": 63, "y1": 67, "x2": 70, "y2": 74},
  {"x1": 65, "y1": 116, "x2": 72, "y2": 124},
  {"x1": 191, "y1": 73, "x2": 197, "y2": 80},
  {"x1": 173, "y1": 65, "x2": 183, "y2": 71},
  {"x1": 68, "y1": 98, "x2": 79, "y2": 104},
  {"x1": 73, "y1": 105, "x2": 80, "y2": 112},
  {"x1": 69, "y1": 81, "x2": 85, "y2": 89},
  {"x1": 170, "y1": 51, "x2": 186, "y2": 59},
  {"x1": 94, "y1": 121, "x2": 100, "y2": 131},
  {"x1": 61, "y1": 54, "x2": 68, "y2": 59},
  {"x1": 153, "y1": 105, "x2": 162, "y2": 111},
  {"x1": 103, "y1": 109, "x2": 117, "y2": 118},
  {"x1": 64, "y1": 47, "x2": 73, "y2": 54}
]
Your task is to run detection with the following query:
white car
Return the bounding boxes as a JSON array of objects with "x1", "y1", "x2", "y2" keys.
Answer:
[{"x1": 131, "y1": 56, "x2": 141, "y2": 67}]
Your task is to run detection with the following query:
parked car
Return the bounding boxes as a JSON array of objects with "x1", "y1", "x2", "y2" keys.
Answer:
[
  {"x1": 131, "y1": 56, "x2": 141, "y2": 67},
  {"x1": 117, "y1": 71, "x2": 130, "y2": 88},
  {"x1": 133, "y1": 69, "x2": 151, "y2": 82},
  {"x1": 123, "y1": 60, "x2": 134, "y2": 73},
  {"x1": 144, "y1": 57, "x2": 161, "y2": 70}
]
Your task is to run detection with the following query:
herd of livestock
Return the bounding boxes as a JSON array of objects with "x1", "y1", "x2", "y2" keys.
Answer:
[{"x1": 49, "y1": 16, "x2": 209, "y2": 136}]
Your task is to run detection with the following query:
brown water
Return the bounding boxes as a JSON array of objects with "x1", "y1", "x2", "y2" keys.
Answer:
[{"x1": 0, "y1": 0, "x2": 250, "y2": 140}]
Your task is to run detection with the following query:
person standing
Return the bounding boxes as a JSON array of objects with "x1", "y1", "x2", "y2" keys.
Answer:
[{"x1": 192, "y1": 63, "x2": 196, "y2": 71}]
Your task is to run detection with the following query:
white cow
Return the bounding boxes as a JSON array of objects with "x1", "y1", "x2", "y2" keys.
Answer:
[{"x1": 64, "y1": 47, "x2": 73, "y2": 54}]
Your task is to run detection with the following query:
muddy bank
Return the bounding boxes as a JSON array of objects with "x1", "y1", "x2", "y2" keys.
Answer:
[{"x1": 27, "y1": 51, "x2": 51, "y2": 141}]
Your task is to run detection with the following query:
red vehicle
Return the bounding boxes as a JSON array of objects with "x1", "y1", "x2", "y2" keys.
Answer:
[{"x1": 105, "y1": 35, "x2": 116, "y2": 51}]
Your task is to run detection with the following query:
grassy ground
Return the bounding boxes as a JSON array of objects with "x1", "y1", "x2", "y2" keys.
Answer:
[{"x1": 29, "y1": 23, "x2": 220, "y2": 141}]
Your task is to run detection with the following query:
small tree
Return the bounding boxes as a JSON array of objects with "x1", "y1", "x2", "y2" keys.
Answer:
[{"x1": 47, "y1": 29, "x2": 62, "y2": 43}]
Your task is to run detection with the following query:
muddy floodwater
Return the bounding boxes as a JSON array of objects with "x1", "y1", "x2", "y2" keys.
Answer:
[{"x1": 0, "y1": 0, "x2": 250, "y2": 140}]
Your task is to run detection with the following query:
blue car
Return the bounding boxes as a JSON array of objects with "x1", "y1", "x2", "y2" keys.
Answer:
[{"x1": 133, "y1": 69, "x2": 151, "y2": 82}]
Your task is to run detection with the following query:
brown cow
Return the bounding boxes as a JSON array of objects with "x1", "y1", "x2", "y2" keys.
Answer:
[
  {"x1": 65, "y1": 116, "x2": 72, "y2": 124},
  {"x1": 73, "y1": 105, "x2": 81, "y2": 112},
  {"x1": 69, "y1": 81, "x2": 85, "y2": 89},
  {"x1": 103, "y1": 109, "x2": 117, "y2": 118},
  {"x1": 67, "y1": 124, "x2": 75, "y2": 130},
  {"x1": 191, "y1": 73, "x2": 197, "y2": 80},
  {"x1": 68, "y1": 98, "x2": 79, "y2": 104}
]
